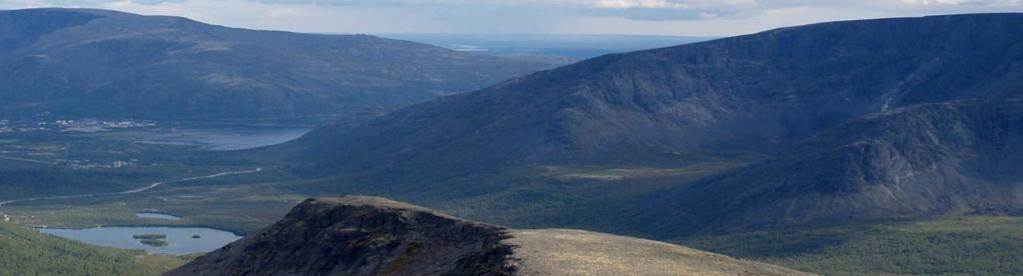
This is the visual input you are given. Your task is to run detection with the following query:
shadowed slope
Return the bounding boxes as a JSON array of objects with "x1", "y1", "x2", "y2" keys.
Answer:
[
  {"x1": 643, "y1": 99, "x2": 1023, "y2": 236},
  {"x1": 289, "y1": 14, "x2": 1023, "y2": 178}
]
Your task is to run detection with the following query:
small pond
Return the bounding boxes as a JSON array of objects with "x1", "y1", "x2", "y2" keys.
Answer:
[
  {"x1": 38, "y1": 226, "x2": 242, "y2": 255},
  {"x1": 135, "y1": 212, "x2": 182, "y2": 220}
]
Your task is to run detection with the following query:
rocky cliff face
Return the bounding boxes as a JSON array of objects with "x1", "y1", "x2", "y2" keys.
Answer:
[
  {"x1": 168, "y1": 196, "x2": 806, "y2": 276},
  {"x1": 642, "y1": 99, "x2": 1023, "y2": 235}
]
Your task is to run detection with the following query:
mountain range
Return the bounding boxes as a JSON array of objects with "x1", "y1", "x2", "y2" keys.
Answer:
[
  {"x1": 0, "y1": 8, "x2": 553, "y2": 121},
  {"x1": 277, "y1": 13, "x2": 1023, "y2": 238},
  {"x1": 4, "y1": 8, "x2": 1023, "y2": 275}
]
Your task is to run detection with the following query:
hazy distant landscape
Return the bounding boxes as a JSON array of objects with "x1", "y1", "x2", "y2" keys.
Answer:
[
  {"x1": 378, "y1": 33, "x2": 713, "y2": 60},
  {"x1": 1, "y1": 3, "x2": 1022, "y2": 276}
]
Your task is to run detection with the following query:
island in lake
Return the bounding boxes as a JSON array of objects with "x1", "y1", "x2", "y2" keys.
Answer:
[{"x1": 133, "y1": 233, "x2": 169, "y2": 247}]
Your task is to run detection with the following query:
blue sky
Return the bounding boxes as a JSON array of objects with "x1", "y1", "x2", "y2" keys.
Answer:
[{"x1": 2, "y1": 0, "x2": 1022, "y2": 36}]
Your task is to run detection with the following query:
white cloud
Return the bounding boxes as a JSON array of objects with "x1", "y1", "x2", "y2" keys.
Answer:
[
  {"x1": 1, "y1": 0, "x2": 1021, "y2": 36},
  {"x1": 593, "y1": 0, "x2": 689, "y2": 9}
]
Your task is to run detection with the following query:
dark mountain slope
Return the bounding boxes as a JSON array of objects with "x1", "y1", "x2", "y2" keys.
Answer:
[
  {"x1": 167, "y1": 196, "x2": 805, "y2": 276},
  {"x1": 0, "y1": 8, "x2": 551, "y2": 120},
  {"x1": 643, "y1": 99, "x2": 1023, "y2": 236},
  {"x1": 288, "y1": 13, "x2": 1023, "y2": 178},
  {"x1": 266, "y1": 14, "x2": 1023, "y2": 238}
]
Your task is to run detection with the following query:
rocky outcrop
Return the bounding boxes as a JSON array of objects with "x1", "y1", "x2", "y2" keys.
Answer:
[
  {"x1": 168, "y1": 196, "x2": 806, "y2": 276},
  {"x1": 167, "y1": 196, "x2": 515, "y2": 276}
]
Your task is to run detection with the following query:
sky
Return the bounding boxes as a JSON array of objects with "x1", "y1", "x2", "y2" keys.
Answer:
[{"x1": 1, "y1": 0, "x2": 1022, "y2": 36}]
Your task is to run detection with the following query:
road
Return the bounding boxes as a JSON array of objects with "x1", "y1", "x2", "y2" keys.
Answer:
[
  {"x1": 0, "y1": 168, "x2": 263, "y2": 208},
  {"x1": 0, "y1": 156, "x2": 57, "y2": 165}
]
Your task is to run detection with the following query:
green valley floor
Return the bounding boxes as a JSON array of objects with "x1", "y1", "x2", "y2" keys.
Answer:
[{"x1": 676, "y1": 216, "x2": 1023, "y2": 276}]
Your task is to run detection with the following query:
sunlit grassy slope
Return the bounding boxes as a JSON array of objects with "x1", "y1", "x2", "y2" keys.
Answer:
[{"x1": 677, "y1": 216, "x2": 1023, "y2": 275}]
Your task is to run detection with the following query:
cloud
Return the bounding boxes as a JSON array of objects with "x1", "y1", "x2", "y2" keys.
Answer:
[
  {"x1": 9, "y1": 0, "x2": 175, "y2": 5},
  {"x1": 212, "y1": 0, "x2": 1023, "y2": 21},
  {"x1": 0, "y1": 0, "x2": 1021, "y2": 35}
]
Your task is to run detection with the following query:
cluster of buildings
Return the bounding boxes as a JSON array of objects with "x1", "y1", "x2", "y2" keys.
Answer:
[
  {"x1": 53, "y1": 119, "x2": 156, "y2": 132},
  {"x1": 0, "y1": 118, "x2": 154, "y2": 171},
  {"x1": 0, "y1": 120, "x2": 15, "y2": 134},
  {"x1": 58, "y1": 158, "x2": 140, "y2": 170},
  {"x1": 0, "y1": 118, "x2": 157, "y2": 134},
  {"x1": 0, "y1": 119, "x2": 49, "y2": 133}
]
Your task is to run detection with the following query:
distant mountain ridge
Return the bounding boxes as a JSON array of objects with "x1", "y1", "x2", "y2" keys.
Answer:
[
  {"x1": 279, "y1": 13, "x2": 1023, "y2": 236},
  {"x1": 289, "y1": 13, "x2": 1023, "y2": 172},
  {"x1": 0, "y1": 8, "x2": 553, "y2": 120},
  {"x1": 377, "y1": 33, "x2": 713, "y2": 59}
]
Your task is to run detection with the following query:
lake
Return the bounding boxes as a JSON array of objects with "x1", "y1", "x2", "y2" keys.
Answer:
[
  {"x1": 38, "y1": 226, "x2": 242, "y2": 255},
  {"x1": 135, "y1": 212, "x2": 182, "y2": 220},
  {"x1": 132, "y1": 127, "x2": 311, "y2": 150}
]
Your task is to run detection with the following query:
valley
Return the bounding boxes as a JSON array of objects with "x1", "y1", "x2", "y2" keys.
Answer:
[
  {"x1": 0, "y1": 7, "x2": 1022, "y2": 276},
  {"x1": 0, "y1": 119, "x2": 306, "y2": 260},
  {"x1": 3, "y1": 112, "x2": 1022, "y2": 275},
  {"x1": 7, "y1": 127, "x2": 1023, "y2": 275}
]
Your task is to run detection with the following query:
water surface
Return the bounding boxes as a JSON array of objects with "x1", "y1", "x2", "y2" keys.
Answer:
[
  {"x1": 38, "y1": 226, "x2": 241, "y2": 255},
  {"x1": 135, "y1": 212, "x2": 182, "y2": 220},
  {"x1": 133, "y1": 127, "x2": 310, "y2": 150}
]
